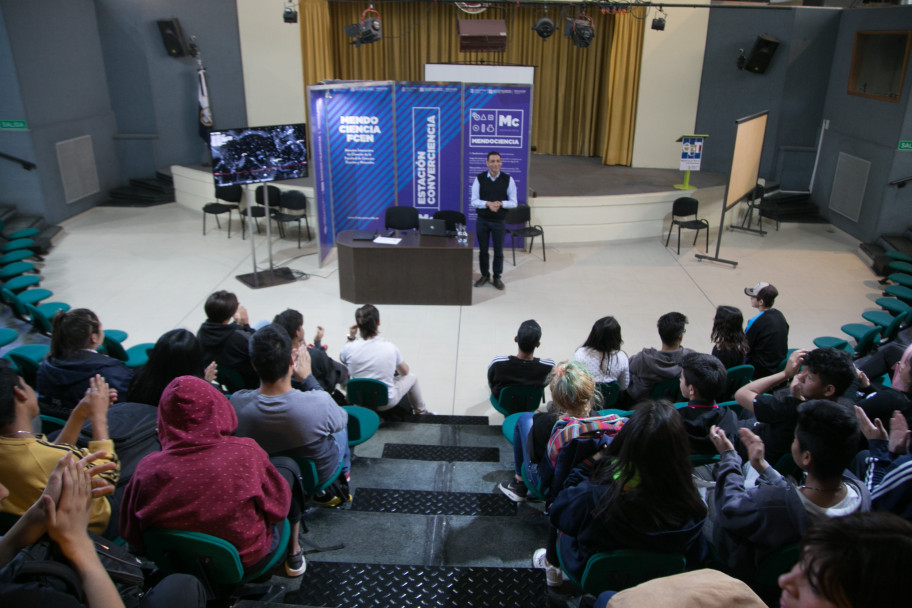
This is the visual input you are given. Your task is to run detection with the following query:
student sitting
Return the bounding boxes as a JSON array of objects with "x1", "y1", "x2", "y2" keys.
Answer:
[
  {"x1": 120, "y1": 376, "x2": 294, "y2": 576},
  {"x1": 734, "y1": 347, "x2": 855, "y2": 465},
  {"x1": 778, "y1": 511, "x2": 912, "y2": 608},
  {"x1": 272, "y1": 309, "x2": 349, "y2": 397},
  {"x1": 677, "y1": 353, "x2": 738, "y2": 454},
  {"x1": 231, "y1": 324, "x2": 350, "y2": 501},
  {"x1": 710, "y1": 305, "x2": 748, "y2": 370},
  {"x1": 498, "y1": 361, "x2": 595, "y2": 503},
  {"x1": 197, "y1": 290, "x2": 258, "y2": 390},
  {"x1": 853, "y1": 343, "x2": 912, "y2": 432},
  {"x1": 626, "y1": 312, "x2": 694, "y2": 403},
  {"x1": 708, "y1": 399, "x2": 870, "y2": 576},
  {"x1": 572, "y1": 316, "x2": 628, "y2": 389},
  {"x1": 0, "y1": 453, "x2": 206, "y2": 608},
  {"x1": 543, "y1": 400, "x2": 707, "y2": 587},
  {"x1": 126, "y1": 329, "x2": 217, "y2": 407},
  {"x1": 488, "y1": 319, "x2": 554, "y2": 400},
  {"x1": 855, "y1": 407, "x2": 912, "y2": 520},
  {"x1": 340, "y1": 304, "x2": 431, "y2": 416},
  {"x1": 0, "y1": 369, "x2": 120, "y2": 537},
  {"x1": 36, "y1": 308, "x2": 132, "y2": 418}
]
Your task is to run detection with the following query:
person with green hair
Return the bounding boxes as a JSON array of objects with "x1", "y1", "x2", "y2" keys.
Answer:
[{"x1": 499, "y1": 360, "x2": 596, "y2": 503}]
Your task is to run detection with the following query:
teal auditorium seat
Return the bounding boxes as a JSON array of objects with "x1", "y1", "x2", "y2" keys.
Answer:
[
  {"x1": 0, "y1": 261, "x2": 35, "y2": 279},
  {"x1": 502, "y1": 411, "x2": 525, "y2": 444},
  {"x1": 888, "y1": 273, "x2": 912, "y2": 289},
  {"x1": 2, "y1": 344, "x2": 49, "y2": 386},
  {"x1": 490, "y1": 385, "x2": 544, "y2": 417},
  {"x1": 25, "y1": 301, "x2": 71, "y2": 335},
  {"x1": 0, "y1": 273, "x2": 41, "y2": 293},
  {"x1": 720, "y1": 364, "x2": 754, "y2": 402},
  {"x1": 346, "y1": 378, "x2": 390, "y2": 411},
  {"x1": 556, "y1": 544, "x2": 686, "y2": 595},
  {"x1": 861, "y1": 309, "x2": 909, "y2": 342},
  {"x1": 649, "y1": 377, "x2": 683, "y2": 402},
  {"x1": 101, "y1": 335, "x2": 154, "y2": 369},
  {"x1": 596, "y1": 381, "x2": 621, "y2": 409},
  {"x1": 884, "y1": 284, "x2": 912, "y2": 304},
  {"x1": 1, "y1": 238, "x2": 36, "y2": 253},
  {"x1": 342, "y1": 405, "x2": 379, "y2": 447},
  {"x1": 876, "y1": 296, "x2": 911, "y2": 316},
  {"x1": 885, "y1": 250, "x2": 912, "y2": 263},
  {"x1": 0, "y1": 327, "x2": 17, "y2": 348},
  {"x1": 143, "y1": 519, "x2": 290, "y2": 601}
]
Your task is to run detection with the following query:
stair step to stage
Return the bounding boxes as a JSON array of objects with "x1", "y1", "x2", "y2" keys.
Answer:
[
  {"x1": 350, "y1": 487, "x2": 517, "y2": 516},
  {"x1": 286, "y1": 561, "x2": 548, "y2": 608}
]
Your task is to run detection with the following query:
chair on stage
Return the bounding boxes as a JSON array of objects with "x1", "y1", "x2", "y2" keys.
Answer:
[
  {"x1": 384, "y1": 206, "x2": 420, "y2": 231},
  {"x1": 665, "y1": 197, "x2": 709, "y2": 255}
]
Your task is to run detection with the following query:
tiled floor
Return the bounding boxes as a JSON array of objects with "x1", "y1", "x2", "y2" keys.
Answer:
[{"x1": 28, "y1": 193, "x2": 878, "y2": 419}]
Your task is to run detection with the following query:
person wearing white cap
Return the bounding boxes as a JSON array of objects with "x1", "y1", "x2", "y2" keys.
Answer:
[{"x1": 744, "y1": 282, "x2": 789, "y2": 379}]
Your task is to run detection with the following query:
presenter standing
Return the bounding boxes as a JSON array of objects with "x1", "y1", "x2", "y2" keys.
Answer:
[{"x1": 471, "y1": 151, "x2": 517, "y2": 291}]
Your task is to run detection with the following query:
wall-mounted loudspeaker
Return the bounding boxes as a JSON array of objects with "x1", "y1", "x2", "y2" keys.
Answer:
[
  {"x1": 157, "y1": 18, "x2": 189, "y2": 57},
  {"x1": 744, "y1": 34, "x2": 780, "y2": 74}
]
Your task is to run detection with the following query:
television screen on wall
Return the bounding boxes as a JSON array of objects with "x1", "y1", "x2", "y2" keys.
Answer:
[{"x1": 210, "y1": 123, "x2": 308, "y2": 187}]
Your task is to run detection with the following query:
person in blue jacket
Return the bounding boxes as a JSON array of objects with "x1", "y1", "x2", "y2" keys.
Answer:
[
  {"x1": 542, "y1": 400, "x2": 707, "y2": 587},
  {"x1": 855, "y1": 406, "x2": 912, "y2": 520},
  {"x1": 36, "y1": 308, "x2": 132, "y2": 419}
]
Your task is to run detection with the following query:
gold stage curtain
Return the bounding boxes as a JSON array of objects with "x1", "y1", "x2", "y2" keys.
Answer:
[
  {"x1": 599, "y1": 12, "x2": 645, "y2": 166},
  {"x1": 299, "y1": 2, "x2": 645, "y2": 166},
  {"x1": 300, "y1": 0, "x2": 336, "y2": 85}
]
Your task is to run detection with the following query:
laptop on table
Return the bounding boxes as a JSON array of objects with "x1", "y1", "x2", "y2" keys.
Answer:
[{"x1": 418, "y1": 218, "x2": 448, "y2": 237}]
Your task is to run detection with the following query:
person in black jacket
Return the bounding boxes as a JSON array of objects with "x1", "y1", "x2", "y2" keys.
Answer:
[
  {"x1": 273, "y1": 308, "x2": 348, "y2": 396},
  {"x1": 197, "y1": 290, "x2": 257, "y2": 390},
  {"x1": 470, "y1": 151, "x2": 517, "y2": 291},
  {"x1": 36, "y1": 309, "x2": 132, "y2": 419},
  {"x1": 744, "y1": 282, "x2": 789, "y2": 379},
  {"x1": 678, "y1": 353, "x2": 738, "y2": 454}
]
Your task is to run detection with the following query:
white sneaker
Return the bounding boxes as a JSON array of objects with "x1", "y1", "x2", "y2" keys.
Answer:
[{"x1": 532, "y1": 548, "x2": 564, "y2": 587}]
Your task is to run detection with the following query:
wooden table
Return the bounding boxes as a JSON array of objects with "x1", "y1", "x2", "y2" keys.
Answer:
[{"x1": 336, "y1": 230, "x2": 473, "y2": 305}]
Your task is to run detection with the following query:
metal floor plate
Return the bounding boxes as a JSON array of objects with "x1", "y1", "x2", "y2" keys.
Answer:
[
  {"x1": 402, "y1": 414, "x2": 491, "y2": 425},
  {"x1": 351, "y1": 488, "x2": 517, "y2": 516},
  {"x1": 382, "y1": 443, "x2": 500, "y2": 462},
  {"x1": 286, "y1": 561, "x2": 548, "y2": 608}
]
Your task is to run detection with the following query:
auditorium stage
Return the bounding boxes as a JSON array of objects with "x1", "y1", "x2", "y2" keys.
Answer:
[
  {"x1": 528, "y1": 154, "x2": 727, "y2": 198},
  {"x1": 172, "y1": 154, "x2": 730, "y2": 247}
]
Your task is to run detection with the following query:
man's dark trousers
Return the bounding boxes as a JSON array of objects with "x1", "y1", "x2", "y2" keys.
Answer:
[{"x1": 476, "y1": 216, "x2": 506, "y2": 279}]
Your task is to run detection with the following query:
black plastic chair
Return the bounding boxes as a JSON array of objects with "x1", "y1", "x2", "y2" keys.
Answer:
[
  {"x1": 242, "y1": 185, "x2": 280, "y2": 239},
  {"x1": 384, "y1": 206, "x2": 419, "y2": 231},
  {"x1": 504, "y1": 205, "x2": 545, "y2": 266},
  {"x1": 432, "y1": 210, "x2": 467, "y2": 232},
  {"x1": 202, "y1": 185, "x2": 243, "y2": 238},
  {"x1": 665, "y1": 197, "x2": 709, "y2": 255},
  {"x1": 272, "y1": 190, "x2": 312, "y2": 248}
]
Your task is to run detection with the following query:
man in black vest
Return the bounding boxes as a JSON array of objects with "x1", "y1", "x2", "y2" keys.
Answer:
[{"x1": 471, "y1": 151, "x2": 517, "y2": 290}]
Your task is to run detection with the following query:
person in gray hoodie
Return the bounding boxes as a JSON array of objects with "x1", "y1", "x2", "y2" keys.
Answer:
[{"x1": 626, "y1": 312, "x2": 694, "y2": 403}]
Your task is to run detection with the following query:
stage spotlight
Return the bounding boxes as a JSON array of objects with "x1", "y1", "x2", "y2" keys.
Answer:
[
  {"x1": 345, "y1": 7, "x2": 382, "y2": 47},
  {"x1": 569, "y1": 15, "x2": 594, "y2": 49},
  {"x1": 651, "y1": 6, "x2": 666, "y2": 31},
  {"x1": 532, "y1": 16, "x2": 555, "y2": 39},
  {"x1": 283, "y1": 0, "x2": 298, "y2": 23}
]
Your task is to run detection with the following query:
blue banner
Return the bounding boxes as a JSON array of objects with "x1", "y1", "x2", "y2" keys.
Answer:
[
  {"x1": 307, "y1": 81, "x2": 532, "y2": 264},
  {"x1": 324, "y1": 84, "x2": 396, "y2": 233},
  {"x1": 308, "y1": 88, "x2": 334, "y2": 263},
  {"x1": 395, "y1": 83, "x2": 463, "y2": 217},
  {"x1": 463, "y1": 85, "x2": 532, "y2": 234}
]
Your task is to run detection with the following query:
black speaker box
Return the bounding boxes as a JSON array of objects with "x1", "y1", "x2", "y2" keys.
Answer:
[
  {"x1": 157, "y1": 18, "x2": 189, "y2": 58},
  {"x1": 744, "y1": 34, "x2": 780, "y2": 74}
]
